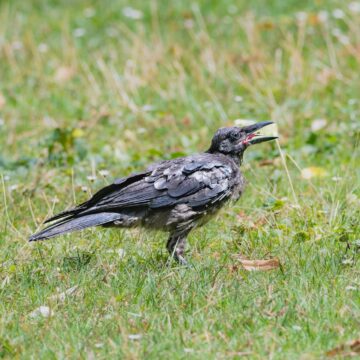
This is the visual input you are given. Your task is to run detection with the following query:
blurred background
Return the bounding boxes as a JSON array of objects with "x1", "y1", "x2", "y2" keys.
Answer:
[{"x1": 1, "y1": 1, "x2": 358, "y2": 184}]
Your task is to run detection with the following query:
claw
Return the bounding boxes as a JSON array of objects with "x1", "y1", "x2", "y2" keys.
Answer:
[{"x1": 176, "y1": 254, "x2": 188, "y2": 266}]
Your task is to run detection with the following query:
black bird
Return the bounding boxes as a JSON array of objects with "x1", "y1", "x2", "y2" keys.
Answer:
[{"x1": 29, "y1": 122, "x2": 277, "y2": 264}]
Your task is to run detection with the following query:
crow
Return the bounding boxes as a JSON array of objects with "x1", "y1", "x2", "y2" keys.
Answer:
[{"x1": 29, "y1": 121, "x2": 278, "y2": 264}]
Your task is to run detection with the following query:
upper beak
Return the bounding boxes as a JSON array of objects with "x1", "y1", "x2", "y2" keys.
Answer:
[{"x1": 243, "y1": 121, "x2": 278, "y2": 145}]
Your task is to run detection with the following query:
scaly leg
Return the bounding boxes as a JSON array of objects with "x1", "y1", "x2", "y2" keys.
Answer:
[{"x1": 166, "y1": 227, "x2": 192, "y2": 265}]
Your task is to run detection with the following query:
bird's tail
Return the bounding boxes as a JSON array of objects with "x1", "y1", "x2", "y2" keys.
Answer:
[{"x1": 29, "y1": 212, "x2": 122, "y2": 241}]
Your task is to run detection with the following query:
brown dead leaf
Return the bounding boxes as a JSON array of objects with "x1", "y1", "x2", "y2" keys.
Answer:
[
  {"x1": 237, "y1": 257, "x2": 280, "y2": 271},
  {"x1": 237, "y1": 211, "x2": 267, "y2": 229},
  {"x1": 259, "y1": 159, "x2": 275, "y2": 166},
  {"x1": 0, "y1": 92, "x2": 6, "y2": 109},
  {"x1": 257, "y1": 20, "x2": 275, "y2": 30},
  {"x1": 228, "y1": 264, "x2": 239, "y2": 273},
  {"x1": 182, "y1": 116, "x2": 191, "y2": 126},
  {"x1": 326, "y1": 338, "x2": 360, "y2": 357}
]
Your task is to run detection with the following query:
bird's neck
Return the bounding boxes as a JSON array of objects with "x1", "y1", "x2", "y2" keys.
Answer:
[
  {"x1": 207, "y1": 150, "x2": 244, "y2": 167},
  {"x1": 228, "y1": 153, "x2": 244, "y2": 166}
]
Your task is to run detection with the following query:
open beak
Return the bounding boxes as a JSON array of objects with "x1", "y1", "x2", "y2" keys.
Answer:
[{"x1": 242, "y1": 121, "x2": 278, "y2": 145}]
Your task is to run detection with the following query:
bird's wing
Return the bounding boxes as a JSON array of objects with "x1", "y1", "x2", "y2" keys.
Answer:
[
  {"x1": 76, "y1": 156, "x2": 235, "y2": 215},
  {"x1": 44, "y1": 171, "x2": 150, "y2": 223},
  {"x1": 147, "y1": 158, "x2": 234, "y2": 209}
]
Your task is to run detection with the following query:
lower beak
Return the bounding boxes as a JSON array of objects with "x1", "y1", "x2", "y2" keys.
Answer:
[
  {"x1": 243, "y1": 121, "x2": 278, "y2": 145},
  {"x1": 248, "y1": 135, "x2": 278, "y2": 144}
]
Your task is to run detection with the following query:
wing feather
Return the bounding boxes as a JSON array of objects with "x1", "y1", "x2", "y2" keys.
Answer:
[{"x1": 47, "y1": 155, "x2": 235, "y2": 220}]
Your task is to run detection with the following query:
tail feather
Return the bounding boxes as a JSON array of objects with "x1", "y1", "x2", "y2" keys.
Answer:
[
  {"x1": 29, "y1": 212, "x2": 122, "y2": 241},
  {"x1": 44, "y1": 207, "x2": 83, "y2": 224}
]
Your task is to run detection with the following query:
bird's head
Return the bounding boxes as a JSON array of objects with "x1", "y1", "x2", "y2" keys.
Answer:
[{"x1": 207, "y1": 121, "x2": 278, "y2": 160}]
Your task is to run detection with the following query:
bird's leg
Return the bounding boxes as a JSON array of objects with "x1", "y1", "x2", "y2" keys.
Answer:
[{"x1": 166, "y1": 227, "x2": 192, "y2": 265}]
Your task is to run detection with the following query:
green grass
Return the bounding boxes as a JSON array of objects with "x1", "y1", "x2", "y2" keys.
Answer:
[{"x1": 0, "y1": 0, "x2": 359, "y2": 358}]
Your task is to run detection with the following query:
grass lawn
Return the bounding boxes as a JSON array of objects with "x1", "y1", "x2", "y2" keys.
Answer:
[{"x1": 0, "y1": 0, "x2": 359, "y2": 358}]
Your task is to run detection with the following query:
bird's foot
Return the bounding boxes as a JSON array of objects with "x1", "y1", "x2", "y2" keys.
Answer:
[
  {"x1": 167, "y1": 252, "x2": 189, "y2": 267},
  {"x1": 166, "y1": 230, "x2": 191, "y2": 267},
  {"x1": 176, "y1": 254, "x2": 188, "y2": 266}
]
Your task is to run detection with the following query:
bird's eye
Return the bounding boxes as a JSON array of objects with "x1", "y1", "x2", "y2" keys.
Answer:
[{"x1": 230, "y1": 132, "x2": 241, "y2": 141}]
